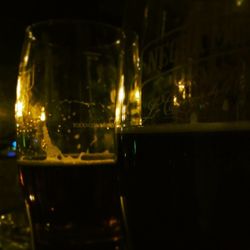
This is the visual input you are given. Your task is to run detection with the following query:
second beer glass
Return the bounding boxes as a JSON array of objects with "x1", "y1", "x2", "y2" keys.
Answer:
[{"x1": 122, "y1": 1, "x2": 250, "y2": 249}]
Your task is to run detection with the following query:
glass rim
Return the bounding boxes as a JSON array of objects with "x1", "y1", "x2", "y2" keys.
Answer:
[{"x1": 25, "y1": 19, "x2": 126, "y2": 44}]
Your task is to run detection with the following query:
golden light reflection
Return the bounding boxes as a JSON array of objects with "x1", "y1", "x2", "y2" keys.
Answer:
[
  {"x1": 129, "y1": 87, "x2": 141, "y2": 116},
  {"x1": 110, "y1": 89, "x2": 116, "y2": 103},
  {"x1": 115, "y1": 75, "x2": 125, "y2": 125},
  {"x1": 15, "y1": 40, "x2": 34, "y2": 122},
  {"x1": 15, "y1": 74, "x2": 28, "y2": 120},
  {"x1": 24, "y1": 55, "x2": 29, "y2": 65},
  {"x1": 118, "y1": 76, "x2": 125, "y2": 102},
  {"x1": 16, "y1": 77, "x2": 21, "y2": 100},
  {"x1": 136, "y1": 57, "x2": 141, "y2": 70},
  {"x1": 122, "y1": 105, "x2": 126, "y2": 122},
  {"x1": 135, "y1": 89, "x2": 140, "y2": 100},
  {"x1": 115, "y1": 105, "x2": 122, "y2": 124},
  {"x1": 15, "y1": 77, "x2": 24, "y2": 118},
  {"x1": 178, "y1": 81, "x2": 185, "y2": 98},
  {"x1": 28, "y1": 31, "x2": 36, "y2": 41},
  {"x1": 173, "y1": 96, "x2": 180, "y2": 107},
  {"x1": 40, "y1": 107, "x2": 46, "y2": 121},
  {"x1": 173, "y1": 80, "x2": 192, "y2": 107},
  {"x1": 15, "y1": 101, "x2": 23, "y2": 118},
  {"x1": 29, "y1": 194, "x2": 35, "y2": 202},
  {"x1": 22, "y1": 42, "x2": 31, "y2": 68}
]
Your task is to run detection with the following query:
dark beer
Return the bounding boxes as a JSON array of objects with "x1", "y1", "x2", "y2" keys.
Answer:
[
  {"x1": 18, "y1": 159, "x2": 125, "y2": 250},
  {"x1": 119, "y1": 122, "x2": 250, "y2": 250}
]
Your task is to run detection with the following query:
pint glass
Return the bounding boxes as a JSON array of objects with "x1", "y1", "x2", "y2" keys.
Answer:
[
  {"x1": 121, "y1": 1, "x2": 250, "y2": 249},
  {"x1": 15, "y1": 20, "x2": 127, "y2": 250}
]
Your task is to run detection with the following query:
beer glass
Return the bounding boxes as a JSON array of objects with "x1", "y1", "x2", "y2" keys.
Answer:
[
  {"x1": 121, "y1": 1, "x2": 250, "y2": 249},
  {"x1": 15, "y1": 20, "x2": 127, "y2": 250}
]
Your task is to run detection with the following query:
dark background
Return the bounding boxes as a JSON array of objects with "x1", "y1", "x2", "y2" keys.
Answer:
[{"x1": 0, "y1": 0, "x2": 129, "y2": 141}]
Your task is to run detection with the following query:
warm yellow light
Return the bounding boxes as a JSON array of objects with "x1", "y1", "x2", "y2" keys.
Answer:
[
  {"x1": 177, "y1": 80, "x2": 192, "y2": 100},
  {"x1": 15, "y1": 76, "x2": 26, "y2": 119},
  {"x1": 115, "y1": 75, "x2": 125, "y2": 125},
  {"x1": 118, "y1": 76, "x2": 125, "y2": 102},
  {"x1": 21, "y1": 42, "x2": 32, "y2": 68},
  {"x1": 115, "y1": 106, "x2": 121, "y2": 124},
  {"x1": 129, "y1": 87, "x2": 141, "y2": 104},
  {"x1": 16, "y1": 77, "x2": 21, "y2": 99},
  {"x1": 110, "y1": 89, "x2": 116, "y2": 103},
  {"x1": 127, "y1": 86, "x2": 142, "y2": 125},
  {"x1": 173, "y1": 96, "x2": 180, "y2": 107},
  {"x1": 28, "y1": 31, "x2": 36, "y2": 41},
  {"x1": 40, "y1": 107, "x2": 46, "y2": 121},
  {"x1": 29, "y1": 194, "x2": 35, "y2": 202},
  {"x1": 177, "y1": 80, "x2": 186, "y2": 100},
  {"x1": 134, "y1": 88, "x2": 141, "y2": 101},
  {"x1": 178, "y1": 81, "x2": 185, "y2": 92},
  {"x1": 15, "y1": 101, "x2": 23, "y2": 118},
  {"x1": 24, "y1": 55, "x2": 29, "y2": 65},
  {"x1": 122, "y1": 105, "x2": 126, "y2": 122}
]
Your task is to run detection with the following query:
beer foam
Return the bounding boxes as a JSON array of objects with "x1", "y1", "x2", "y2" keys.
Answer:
[
  {"x1": 19, "y1": 152, "x2": 116, "y2": 166},
  {"x1": 121, "y1": 121, "x2": 250, "y2": 134},
  {"x1": 18, "y1": 124, "x2": 116, "y2": 166}
]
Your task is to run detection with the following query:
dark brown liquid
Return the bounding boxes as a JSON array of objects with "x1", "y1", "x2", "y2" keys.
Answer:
[
  {"x1": 118, "y1": 124, "x2": 250, "y2": 250},
  {"x1": 18, "y1": 161, "x2": 126, "y2": 250}
]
